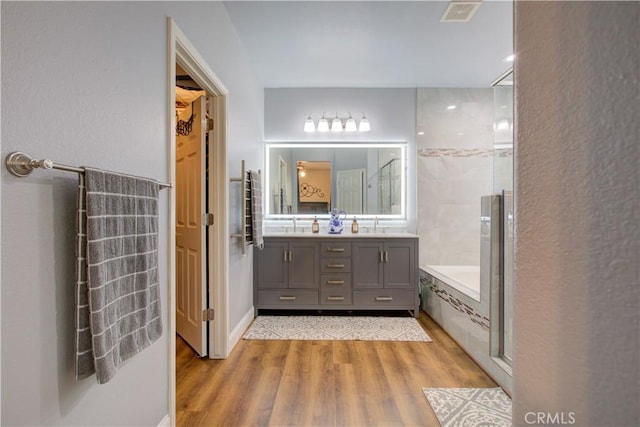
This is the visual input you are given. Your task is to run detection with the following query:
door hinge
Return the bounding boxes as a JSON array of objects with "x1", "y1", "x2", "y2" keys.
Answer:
[
  {"x1": 203, "y1": 308, "x2": 215, "y2": 322},
  {"x1": 207, "y1": 118, "x2": 214, "y2": 131},
  {"x1": 203, "y1": 213, "x2": 214, "y2": 226}
]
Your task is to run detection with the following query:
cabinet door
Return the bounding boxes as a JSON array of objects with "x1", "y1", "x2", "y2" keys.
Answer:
[
  {"x1": 353, "y1": 242, "x2": 384, "y2": 288},
  {"x1": 256, "y1": 241, "x2": 289, "y2": 288},
  {"x1": 383, "y1": 240, "x2": 416, "y2": 288},
  {"x1": 289, "y1": 241, "x2": 319, "y2": 289}
]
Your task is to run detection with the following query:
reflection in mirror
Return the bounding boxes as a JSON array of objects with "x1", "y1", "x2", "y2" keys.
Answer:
[
  {"x1": 297, "y1": 161, "x2": 331, "y2": 214},
  {"x1": 266, "y1": 143, "x2": 406, "y2": 218}
]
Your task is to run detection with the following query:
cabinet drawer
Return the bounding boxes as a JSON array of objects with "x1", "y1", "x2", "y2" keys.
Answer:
[
  {"x1": 320, "y1": 288, "x2": 352, "y2": 305},
  {"x1": 353, "y1": 290, "x2": 416, "y2": 307},
  {"x1": 258, "y1": 290, "x2": 318, "y2": 306},
  {"x1": 320, "y1": 242, "x2": 352, "y2": 257},
  {"x1": 320, "y1": 273, "x2": 352, "y2": 290},
  {"x1": 320, "y1": 259, "x2": 352, "y2": 273}
]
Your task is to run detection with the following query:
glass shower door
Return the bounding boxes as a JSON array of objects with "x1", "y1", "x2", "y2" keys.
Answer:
[{"x1": 492, "y1": 70, "x2": 513, "y2": 367}]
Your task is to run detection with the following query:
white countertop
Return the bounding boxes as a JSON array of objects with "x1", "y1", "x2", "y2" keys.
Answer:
[{"x1": 263, "y1": 232, "x2": 418, "y2": 238}]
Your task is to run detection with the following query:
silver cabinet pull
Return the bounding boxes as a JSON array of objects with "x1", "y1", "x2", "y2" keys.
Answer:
[
  {"x1": 384, "y1": 251, "x2": 389, "y2": 262},
  {"x1": 375, "y1": 296, "x2": 393, "y2": 301},
  {"x1": 327, "y1": 263, "x2": 345, "y2": 269},
  {"x1": 288, "y1": 250, "x2": 293, "y2": 262},
  {"x1": 326, "y1": 280, "x2": 345, "y2": 285},
  {"x1": 283, "y1": 250, "x2": 288, "y2": 262},
  {"x1": 327, "y1": 296, "x2": 345, "y2": 301},
  {"x1": 379, "y1": 251, "x2": 383, "y2": 263},
  {"x1": 279, "y1": 296, "x2": 296, "y2": 301},
  {"x1": 327, "y1": 247, "x2": 345, "y2": 253}
]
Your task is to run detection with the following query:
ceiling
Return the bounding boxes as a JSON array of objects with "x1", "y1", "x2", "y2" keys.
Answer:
[{"x1": 223, "y1": 0, "x2": 513, "y2": 88}]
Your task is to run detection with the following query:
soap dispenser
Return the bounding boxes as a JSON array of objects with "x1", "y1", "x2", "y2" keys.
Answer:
[
  {"x1": 351, "y1": 216, "x2": 359, "y2": 234},
  {"x1": 312, "y1": 216, "x2": 320, "y2": 234}
]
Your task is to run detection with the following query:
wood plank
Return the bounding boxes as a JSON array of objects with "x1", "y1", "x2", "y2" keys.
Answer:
[{"x1": 176, "y1": 312, "x2": 499, "y2": 426}]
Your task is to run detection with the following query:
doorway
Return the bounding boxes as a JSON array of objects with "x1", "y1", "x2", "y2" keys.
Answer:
[
  {"x1": 337, "y1": 168, "x2": 365, "y2": 214},
  {"x1": 168, "y1": 17, "x2": 230, "y2": 424}
]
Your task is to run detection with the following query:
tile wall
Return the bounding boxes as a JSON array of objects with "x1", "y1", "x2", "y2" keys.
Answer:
[{"x1": 416, "y1": 88, "x2": 495, "y2": 267}]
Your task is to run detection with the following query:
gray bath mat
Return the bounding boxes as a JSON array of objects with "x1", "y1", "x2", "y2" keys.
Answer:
[
  {"x1": 423, "y1": 387, "x2": 512, "y2": 427},
  {"x1": 243, "y1": 315, "x2": 431, "y2": 342}
]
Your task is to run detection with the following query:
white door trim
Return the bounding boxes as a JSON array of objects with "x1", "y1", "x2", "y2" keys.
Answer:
[{"x1": 167, "y1": 17, "x2": 230, "y2": 424}]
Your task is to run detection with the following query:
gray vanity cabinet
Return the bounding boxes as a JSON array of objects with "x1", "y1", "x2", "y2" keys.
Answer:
[
  {"x1": 352, "y1": 242, "x2": 384, "y2": 288},
  {"x1": 255, "y1": 239, "x2": 319, "y2": 309},
  {"x1": 319, "y1": 241, "x2": 353, "y2": 306},
  {"x1": 255, "y1": 236, "x2": 418, "y2": 316},
  {"x1": 383, "y1": 240, "x2": 416, "y2": 288},
  {"x1": 256, "y1": 239, "x2": 319, "y2": 289},
  {"x1": 288, "y1": 241, "x2": 319, "y2": 288},
  {"x1": 352, "y1": 239, "x2": 418, "y2": 314},
  {"x1": 255, "y1": 240, "x2": 290, "y2": 288},
  {"x1": 353, "y1": 240, "x2": 416, "y2": 289}
]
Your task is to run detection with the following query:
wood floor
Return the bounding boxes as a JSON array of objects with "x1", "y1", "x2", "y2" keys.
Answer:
[{"x1": 176, "y1": 311, "x2": 497, "y2": 427}]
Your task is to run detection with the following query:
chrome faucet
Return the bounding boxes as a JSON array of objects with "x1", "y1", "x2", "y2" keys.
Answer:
[
  {"x1": 292, "y1": 216, "x2": 297, "y2": 233},
  {"x1": 374, "y1": 216, "x2": 379, "y2": 233}
]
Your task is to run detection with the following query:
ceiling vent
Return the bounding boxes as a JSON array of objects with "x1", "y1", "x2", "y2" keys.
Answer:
[{"x1": 440, "y1": 1, "x2": 482, "y2": 23}]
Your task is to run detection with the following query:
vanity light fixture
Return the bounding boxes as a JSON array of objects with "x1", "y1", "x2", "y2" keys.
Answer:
[
  {"x1": 303, "y1": 114, "x2": 315, "y2": 132},
  {"x1": 317, "y1": 114, "x2": 330, "y2": 132},
  {"x1": 331, "y1": 114, "x2": 342, "y2": 132},
  {"x1": 303, "y1": 112, "x2": 371, "y2": 133},
  {"x1": 358, "y1": 114, "x2": 371, "y2": 132},
  {"x1": 345, "y1": 115, "x2": 357, "y2": 132}
]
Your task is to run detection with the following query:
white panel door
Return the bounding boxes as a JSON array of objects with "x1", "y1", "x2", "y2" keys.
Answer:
[
  {"x1": 336, "y1": 168, "x2": 365, "y2": 214},
  {"x1": 176, "y1": 96, "x2": 207, "y2": 356}
]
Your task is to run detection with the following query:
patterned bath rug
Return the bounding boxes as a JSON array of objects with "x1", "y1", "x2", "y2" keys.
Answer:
[
  {"x1": 423, "y1": 387, "x2": 512, "y2": 427},
  {"x1": 243, "y1": 316, "x2": 432, "y2": 342}
]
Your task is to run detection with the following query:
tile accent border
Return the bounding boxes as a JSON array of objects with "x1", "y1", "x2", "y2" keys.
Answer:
[
  {"x1": 418, "y1": 148, "x2": 512, "y2": 158},
  {"x1": 421, "y1": 274, "x2": 490, "y2": 330}
]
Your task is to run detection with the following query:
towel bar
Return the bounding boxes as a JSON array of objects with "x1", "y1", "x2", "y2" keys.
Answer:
[
  {"x1": 230, "y1": 159, "x2": 253, "y2": 255},
  {"x1": 230, "y1": 160, "x2": 262, "y2": 255},
  {"x1": 5, "y1": 152, "x2": 172, "y2": 189}
]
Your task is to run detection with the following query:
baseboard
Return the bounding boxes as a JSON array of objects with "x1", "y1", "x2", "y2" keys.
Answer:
[
  {"x1": 157, "y1": 414, "x2": 171, "y2": 427},
  {"x1": 228, "y1": 306, "x2": 255, "y2": 352}
]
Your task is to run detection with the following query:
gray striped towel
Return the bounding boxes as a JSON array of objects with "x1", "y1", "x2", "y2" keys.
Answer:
[
  {"x1": 249, "y1": 170, "x2": 264, "y2": 250},
  {"x1": 75, "y1": 168, "x2": 162, "y2": 384}
]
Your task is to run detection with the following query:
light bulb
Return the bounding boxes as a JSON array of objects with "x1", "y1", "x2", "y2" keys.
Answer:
[
  {"x1": 345, "y1": 116, "x2": 357, "y2": 132},
  {"x1": 331, "y1": 117, "x2": 343, "y2": 132},
  {"x1": 317, "y1": 116, "x2": 329, "y2": 132},
  {"x1": 359, "y1": 115, "x2": 371, "y2": 132},
  {"x1": 303, "y1": 115, "x2": 315, "y2": 132}
]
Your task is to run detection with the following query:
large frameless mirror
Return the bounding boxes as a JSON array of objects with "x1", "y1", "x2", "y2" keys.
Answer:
[{"x1": 265, "y1": 143, "x2": 406, "y2": 219}]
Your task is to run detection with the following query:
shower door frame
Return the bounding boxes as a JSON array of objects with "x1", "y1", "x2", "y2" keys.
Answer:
[{"x1": 489, "y1": 68, "x2": 514, "y2": 374}]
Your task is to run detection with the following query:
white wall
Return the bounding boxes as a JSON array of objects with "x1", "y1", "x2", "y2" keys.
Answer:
[
  {"x1": 1, "y1": 2, "x2": 262, "y2": 426},
  {"x1": 514, "y1": 2, "x2": 639, "y2": 426},
  {"x1": 264, "y1": 88, "x2": 417, "y2": 231}
]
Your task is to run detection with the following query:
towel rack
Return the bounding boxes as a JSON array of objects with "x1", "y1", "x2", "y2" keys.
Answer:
[
  {"x1": 230, "y1": 160, "x2": 253, "y2": 255},
  {"x1": 5, "y1": 152, "x2": 172, "y2": 189},
  {"x1": 230, "y1": 160, "x2": 261, "y2": 255}
]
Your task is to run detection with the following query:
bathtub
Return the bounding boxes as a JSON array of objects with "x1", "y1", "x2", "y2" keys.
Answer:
[
  {"x1": 422, "y1": 265, "x2": 480, "y2": 302},
  {"x1": 420, "y1": 266, "x2": 512, "y2": 393}
]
